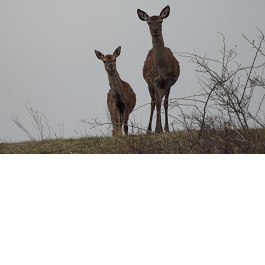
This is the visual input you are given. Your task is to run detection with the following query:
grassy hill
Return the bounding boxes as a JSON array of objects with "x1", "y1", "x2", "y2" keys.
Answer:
[{"x1": 1, "y1": 129, "x2": 265, "y2": 154}]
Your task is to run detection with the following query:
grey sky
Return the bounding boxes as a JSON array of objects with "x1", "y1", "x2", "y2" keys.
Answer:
[{"x1": 0, "y1": 0, "x2": 265, "y2": 141}]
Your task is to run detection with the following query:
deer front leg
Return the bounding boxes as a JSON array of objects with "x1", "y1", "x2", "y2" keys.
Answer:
[
  {"x1": 110, "y1": 112, "x2": 118, "y2": 137},
  {"x1": 122, "y1": 112, "x2": 129, "y2": 135},
  {"x1": 117, "y1": 110, "x2": 123, "y2": 136},
  {"x1": 147, "y1": 85, "x2": 156, "y2": 133},
  {"x1": 155, "y1": 100, "x2": 163, "y2": 133},
  {"x1": 154, "y1": 88, "x2": 164, "y2": 134},
  {"x1": 111, "y1": 110, "x2": 122, "y2": 136}
]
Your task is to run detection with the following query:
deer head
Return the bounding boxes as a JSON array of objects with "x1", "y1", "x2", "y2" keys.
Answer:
[
  {"x1": 137, "y1": 5, "x2": 170, "y2": 37},
  {"x1": 95, "y1": 46, "x2": 121, "y2": 73}
]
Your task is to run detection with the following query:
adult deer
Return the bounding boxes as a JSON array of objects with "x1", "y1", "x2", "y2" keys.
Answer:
[
  {"x1": 95, "y1": 46, "x2": 136, "y2": 136},
  {"x1": 137, "y1": 5, "x2": 180, "y2": 133}
]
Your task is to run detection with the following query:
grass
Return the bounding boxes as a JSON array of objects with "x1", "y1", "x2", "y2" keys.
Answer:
[
  {"x1": 1, "y1": 128, "x2": 265, "y2": 154},
  {"x1": 0, "y1": 136, "x2": 116, "y2": 154}
]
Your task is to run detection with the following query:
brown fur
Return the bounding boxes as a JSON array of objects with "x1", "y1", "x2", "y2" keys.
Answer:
[
  {"x1": 137, "y1": 5, "x2": 180, "y2": 133},
  {"x1": 143, "y1": 48, "x2": 180, "y2": 87},
  {"x1": 95, "y1": 47, "x2": 136, "y2": 136},
  {"x1": 107, "y1": 80, "x2": 136, "y2": 135}
]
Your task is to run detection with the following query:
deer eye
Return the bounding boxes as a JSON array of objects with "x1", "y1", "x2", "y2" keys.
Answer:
[
  {"x1": 103, "y1": 61, "x2": 107, "y2": 64},
  {"x1": 113, "y1": 59, "x2": 116, "y2": 62}
]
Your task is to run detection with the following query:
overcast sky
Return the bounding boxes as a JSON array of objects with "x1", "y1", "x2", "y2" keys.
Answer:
[{"x1": 1, "y1": 0, "x2": 265, "y2": 141}]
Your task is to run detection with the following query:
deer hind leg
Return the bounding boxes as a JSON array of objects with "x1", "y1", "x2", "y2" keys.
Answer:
[
  {"x1": 147, "y1": 85, "x2": 156, "y2": 133},
  {"x1": 164, "y1": 87, "x2": 171, "y2": 132}
]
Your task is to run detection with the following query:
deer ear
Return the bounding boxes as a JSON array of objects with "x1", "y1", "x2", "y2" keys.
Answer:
[
  {"x1": 113, "y1": 46, "x2": 121, "y2": 58},
  {"x1": 95, "y1": 50, "x2": 104, "y2": 60},
  {"x1": 137, "y1": 9, "x2": 149, "y2": 21},
  {"x1": 160, "y1": 5, "x2": 170, "y2": 19}
]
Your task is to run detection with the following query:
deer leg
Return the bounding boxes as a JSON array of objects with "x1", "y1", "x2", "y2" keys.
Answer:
[
  {"x1": 111, "y1": 109, "x2": 122, "y2": 137},
  {"x1": 123, "y1": 112, "x2": 129, "y2": 135},
  {"x1": 164, "y1": 87, "x2": 171, "y2": 132},
  {"x1": 110, "y1": 112, "x2": 118, "y2": 137},
  {"x1": 117, "y1": 111, "x2": 123, "y2": 136},
  {"x1": 154, "y1": 89, "x2": 164, "y2": 134},
  {"x1": 124, "y1": 123, "x2": 128, "y2": 135},
  {"x1": 147, "y1": 86, "x2": 156, "y2": 133}
]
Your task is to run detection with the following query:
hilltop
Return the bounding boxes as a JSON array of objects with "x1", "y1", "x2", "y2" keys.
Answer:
[{"x1": 1, "y1": 129, "x2": 265, "y2": 154}]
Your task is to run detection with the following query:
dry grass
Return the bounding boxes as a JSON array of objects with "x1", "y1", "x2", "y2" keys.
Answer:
[{"x1": 1, "y1": 128, "x2": 265, "y2": 154}]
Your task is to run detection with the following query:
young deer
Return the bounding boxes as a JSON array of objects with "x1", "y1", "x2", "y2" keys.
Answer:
[
  {"x1": 95, "y1": 46, "x2": 136, "y2": 136},
  {"x1": 137, "y1": 5, "x2": 180, "y2": 133}
]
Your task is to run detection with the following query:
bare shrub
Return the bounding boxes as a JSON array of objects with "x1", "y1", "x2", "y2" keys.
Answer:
[
  {"x1": 12, "y1": 102, "x2": 64, "y2": 141},
  {"x1": 174, "y1": 28, "x2": 265, "y2": 147}
]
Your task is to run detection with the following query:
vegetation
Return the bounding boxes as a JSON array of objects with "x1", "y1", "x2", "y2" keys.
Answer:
[{"x1": 1, "y1": 128, "x2": 265, "y2": 154}]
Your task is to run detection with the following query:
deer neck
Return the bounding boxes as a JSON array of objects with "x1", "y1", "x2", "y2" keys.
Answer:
[
  {"x1": 151, "y1": 35, "x2": 167, "y2": 70},
  {"x1": 108, "y1": 70, "x2": 124, "y2": 96}
]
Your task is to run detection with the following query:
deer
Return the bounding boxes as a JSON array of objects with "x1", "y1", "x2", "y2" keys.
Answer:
[
  {"x1": 94, "y1": 46, "x2": 136, "y2": 137},
  {"x1": 137, "y1": 5, "x2": 180, "y2": 133}
]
